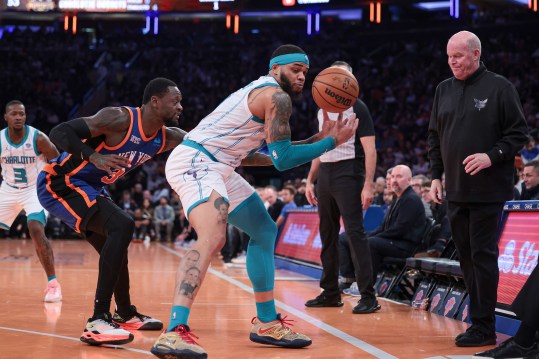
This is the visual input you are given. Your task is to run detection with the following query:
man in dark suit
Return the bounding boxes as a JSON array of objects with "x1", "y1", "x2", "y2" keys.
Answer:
[
  {"x1": 368, "y1": 165, "x2": 427, "y2": 278},
  {"x1": 474, "y1": 265, "x2": 539, "y2": 358}
]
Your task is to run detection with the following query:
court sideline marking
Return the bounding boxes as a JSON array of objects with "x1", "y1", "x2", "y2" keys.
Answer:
[
  {"x1": 0, "y1": 326, "x2": 152, "y2": 355},
  {"x1": 159, "y1": 244, "x2": 398, "y2": 359}
]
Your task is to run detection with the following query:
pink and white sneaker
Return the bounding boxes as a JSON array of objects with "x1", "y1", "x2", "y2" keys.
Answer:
[{"x1": 44, "y1": 279, "x2": 62, "y2": 303}]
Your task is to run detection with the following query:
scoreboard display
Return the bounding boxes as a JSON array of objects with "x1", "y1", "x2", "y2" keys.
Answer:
[
  {"x1": 497, "y1": 203, "x2": 539, "y2": 308},
  {"x1": 2, "y1": 0, "x2": 237, "y2": 12}
]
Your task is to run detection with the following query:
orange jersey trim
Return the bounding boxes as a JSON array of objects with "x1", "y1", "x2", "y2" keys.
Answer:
[
  {"x1": 157, "y1": 127, "x2": 167, "y2": 154},
  {"x1": 45, "y1": 173, "x2": 83, "y2": 233},
  {"x1": 102, "y1": 108, "x2": 134, "y2": 150},
  {"x1": 137, "y1": 107, "x2": 160, "y2": 142}
]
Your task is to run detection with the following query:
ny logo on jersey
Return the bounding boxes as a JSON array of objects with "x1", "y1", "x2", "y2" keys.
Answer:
[
  {"x1": 25, "y1": 143, "x2": 32, "y2": 149},
  {"x1": 130, "y1": 135, "x2": 141, "y2": 144},
  {"x1": 474, "y1": 98, "x2": 488, "y2": 111}
]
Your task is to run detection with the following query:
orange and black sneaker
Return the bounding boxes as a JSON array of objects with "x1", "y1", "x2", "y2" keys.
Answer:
[
  {"x1": 112, "y1": 305, "x2": 163, "y2": 331},
  {"x1": 250, "y1": 314, "x2": 312, "y2": 348},
  {"x1": 80, "y1": 312, "x2": 134, "y2": 346},
  {"x1": 150, "y1": 324, "x2": 207, "y2": 359}
]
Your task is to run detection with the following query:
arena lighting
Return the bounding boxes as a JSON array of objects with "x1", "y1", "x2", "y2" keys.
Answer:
[
  {"x1": 298, "y1": 0, "x2": 330, "y2": 3},
  {"x1": 414, "y1": 1, "x2": 450, "y2": 10},
  {"x1": 153, "y1": 16, "x2": 158, "y2": 35},
  {"x1": 450, "y1": 0, "x2": 460, "y2": 18},
  {"x1": 315, "y1": 12, "x2": 320, "y2": 33},
  {"x1": 234, "y1": 14, "x2": 239, "y2": 34},
  {"x1": 369, "y1": 1, "x2": 381, "y2": 23},
  {"x1": 142, "y1": 15, "x2": 150, "y2": 34},
  {"x1": 64, "y1": 15, "x2": 69, "y2": 31},
  {"x1": 72, "y1": 15, "x2": 77, "y2": 35},
  {"x1": 282, "y1": 0, "x2": 296, "y2": 5},
  {"x1": 531, "y1": 0, "x2": 538, "y2": 11}
]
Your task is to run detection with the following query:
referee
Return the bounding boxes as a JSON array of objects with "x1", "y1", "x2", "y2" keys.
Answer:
[{"x1": 304, "y1": 61, "x2": 380, "y2": 314}]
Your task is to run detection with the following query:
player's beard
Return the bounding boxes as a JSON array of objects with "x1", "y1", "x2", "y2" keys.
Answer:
[
  {"x1": 280, "y1": 73, "x2": 302, "y2": 101},
  {"x1": 164, "y1": 115, "x2": 179, "y2": 127}
]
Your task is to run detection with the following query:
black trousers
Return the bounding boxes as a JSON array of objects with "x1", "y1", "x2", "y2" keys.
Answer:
[
  {"x1": 317, "y1": 159, "x2": 375, "y2": 299},
  {"x1": 447, "y1": 201, "x2": 504, "y2": 335}
]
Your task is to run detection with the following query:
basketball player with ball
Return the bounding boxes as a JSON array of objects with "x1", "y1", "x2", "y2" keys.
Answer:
[
  {"x1": 152, "y1": 45, "x2": 358, "y2": 359},
  {"x1": 305, "y1": 61, "x2": 380, "y2": 314}
]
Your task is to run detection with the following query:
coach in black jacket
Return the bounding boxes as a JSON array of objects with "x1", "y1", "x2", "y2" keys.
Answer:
[
  {"x1": 368, "y1": 165, "x2": 426, "y2": 278},
  {"x1": 428, "y1": 31, "x2": 528, "y2": 347}
]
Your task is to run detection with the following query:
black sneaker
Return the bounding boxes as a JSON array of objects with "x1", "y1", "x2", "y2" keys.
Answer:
[
  {"x1": 352, "y1": 297, "x2": 381, "y2": 314},
  {"x1": 305, "y1": 292, "x2": 343, "y2": 307},
  {"x1": 473, "y1": 338, "x2": 537, "y2": 358},
  {"x1": 112, "y1": 305, "x2": 163, "y2": 331},
  {"x1": 456, "y1": 327, "x2": 496, "y2": 347}
]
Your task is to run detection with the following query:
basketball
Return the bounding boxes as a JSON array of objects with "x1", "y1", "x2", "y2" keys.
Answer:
[{"x1": 312, "y1": 67, "x2": 360, "y2": 113}]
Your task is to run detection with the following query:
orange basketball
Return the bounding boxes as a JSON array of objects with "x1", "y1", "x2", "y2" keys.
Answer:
[{"x1": 312, "y1": 67, "x2": 360, "y2": 113}]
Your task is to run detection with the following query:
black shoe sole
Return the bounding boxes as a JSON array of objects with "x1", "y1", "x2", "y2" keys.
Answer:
[
  {"x1": 455, "y1": 338, "x2": 497, "y2": 347},
  {"x1": 80, "y1": 333, "x2": 134, "y2": 346},
  {"x1": 150, "y1": 347, "x2": 208, "y2": 359},
  {"x1": 305, "y1": 302, "x2": 344, "y2": 308},
  {"x1": 249, "y1": 333, "x2": 312, "y2": 348},
  {"x1": 353, "y1": 304, "x2": 381, "y2": 314}
]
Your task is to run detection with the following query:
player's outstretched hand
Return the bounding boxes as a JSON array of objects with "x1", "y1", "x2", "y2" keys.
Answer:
[
  {"x1": 324, "y1": 111, "x2": 358, "y2": 147},
  {"x1": 89, "y1": 153, "x2": 130, "y2": 175}
]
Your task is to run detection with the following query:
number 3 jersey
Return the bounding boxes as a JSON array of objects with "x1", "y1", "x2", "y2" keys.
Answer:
[
  {"x1": 0, "y1": 125, "x2": 46, "y2": 188},
  {"x1": 37, "y1": 107, "x2": 166, "y2": 233},
  {"x1": 43, "y1": 107, "x2": 166, "y2": 188}
]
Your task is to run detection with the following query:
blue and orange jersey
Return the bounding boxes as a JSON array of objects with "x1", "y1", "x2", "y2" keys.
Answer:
[{"x1": 43, "y1": 107, "x2": 166, "y2": 187}]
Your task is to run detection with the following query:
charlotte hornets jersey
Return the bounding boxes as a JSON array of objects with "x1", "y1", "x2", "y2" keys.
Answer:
[
  {"x1": 185, "y1": 75, "x2": 279, "y2": 167},
  {"x1": 0, "y1": 125, "x2": 46, "y2": 187},
  {"x1": 44, "y1": 107, "x2": 166, "y2": 188}
]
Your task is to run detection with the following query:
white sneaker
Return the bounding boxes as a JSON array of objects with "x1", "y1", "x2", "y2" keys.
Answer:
[
  {"x1": 80, "y1": 313, "x2": 134, "y2": 345},
  {"x1": 44, "y1": 279, "x2": 62, "y2": 303},
  {"x1": 343, "y1": 282, "x2": 360, "y2": 297}
]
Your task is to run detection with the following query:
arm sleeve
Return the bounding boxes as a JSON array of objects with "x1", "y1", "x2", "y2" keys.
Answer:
[
  {"x1": 49, "y1": 119, "x2": 95, "y2": 161},
  {"x1": 267, "y1": 137, "x2": 336, "y2": 172}
]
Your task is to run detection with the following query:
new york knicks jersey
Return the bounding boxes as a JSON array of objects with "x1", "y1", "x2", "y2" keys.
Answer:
[
  {"x1": 44, "y1": 107, "x2": 166, "y2": 187},
  {"x1": 185, "y1": 75, "x2": 279, "y2": 167},
  {"x1": 0, "y1": 125, "x2": 46, "y2": 187}
]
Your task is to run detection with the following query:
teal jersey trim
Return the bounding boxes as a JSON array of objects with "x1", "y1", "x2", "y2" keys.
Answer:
[
  {"x1": 0, "y1": 221, "x2": 10, "y2": 230},
  {"x1": 6, "y1": 125, "x2": 30, "y2": 149},
  {"x1": 182, "y1": 139, "x2": 219, "y2": 162},
  {"x1": 32, "y1": 128, "x2": 40, "y2": 156},
  {"x1": 27, "y1": 210, "x2": 47, "y2": 225},
  {"x1": 186, "y1": 197, "x2": 210, "y2": 219}
]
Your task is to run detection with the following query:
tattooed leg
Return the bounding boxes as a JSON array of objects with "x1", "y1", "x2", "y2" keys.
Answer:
[{"x1": 172, "y1": 191, "x2": 229, "y2": 306}]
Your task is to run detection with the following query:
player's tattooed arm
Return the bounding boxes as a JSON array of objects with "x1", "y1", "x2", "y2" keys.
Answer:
[{"x1": 264, "y1": 90, "x2": 292, "y2": 143}]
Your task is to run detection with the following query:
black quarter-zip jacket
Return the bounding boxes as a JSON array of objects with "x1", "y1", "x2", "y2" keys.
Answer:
[{"x1": 428, "y1": 63, "x2": 529, "y2": 203}]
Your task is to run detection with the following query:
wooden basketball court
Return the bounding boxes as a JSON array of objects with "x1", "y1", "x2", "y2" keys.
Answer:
[{"x1": 0, "y1": 239, "x2": 504, "y2": 358}]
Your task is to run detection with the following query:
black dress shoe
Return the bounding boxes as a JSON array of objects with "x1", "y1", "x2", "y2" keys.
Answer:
[
  {"x1": 473, "y1": 337, "x2": 537, "y2": 358},
  {"x1": 305, "y1": 292, "x2": 343, "y2": 307},
  {"x1": 456, "y1": 328, "x2": 496, "y2": 347},
  {"x1": 352, "y1": 298, "x2": 381, "y2": 314},
  {"x1": 456, "y1": 326, "x2": 492, "y2": 341}
]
